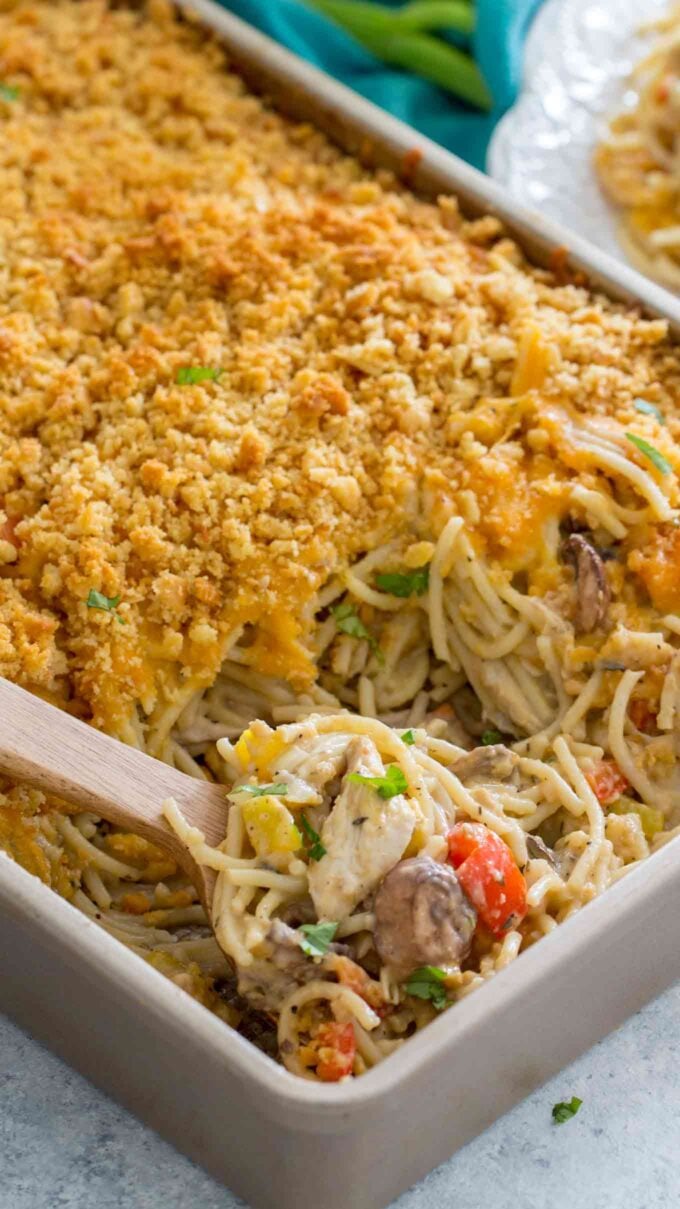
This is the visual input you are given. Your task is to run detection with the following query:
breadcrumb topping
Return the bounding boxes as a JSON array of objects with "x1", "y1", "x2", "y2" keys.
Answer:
[{"x1": 0, "y1": 0, "x2": 678, "y2": 736}]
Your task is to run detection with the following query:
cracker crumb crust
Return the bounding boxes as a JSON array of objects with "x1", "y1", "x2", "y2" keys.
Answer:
[{"x1": 0, "y1": 0, "x2": 677, "y2": 734}]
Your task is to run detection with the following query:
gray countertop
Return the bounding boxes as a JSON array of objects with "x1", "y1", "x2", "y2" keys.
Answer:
[{"x1": 1, "y1": 982, "x2": 678, "y2": 1209}]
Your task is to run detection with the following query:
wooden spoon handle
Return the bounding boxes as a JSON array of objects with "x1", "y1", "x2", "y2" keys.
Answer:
[{"x1": 0, "y1": 677, "x2": 227, "y2": 870}]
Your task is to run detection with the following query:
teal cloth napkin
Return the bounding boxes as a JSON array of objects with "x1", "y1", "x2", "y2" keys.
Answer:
[{"x1": 215, "y1": 0, "x2": 544, "y2": 170}]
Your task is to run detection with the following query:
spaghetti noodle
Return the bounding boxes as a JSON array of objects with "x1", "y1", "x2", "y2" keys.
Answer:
[{"x1": 0, "y1": 0, "x2": 678, "y2": 1080}]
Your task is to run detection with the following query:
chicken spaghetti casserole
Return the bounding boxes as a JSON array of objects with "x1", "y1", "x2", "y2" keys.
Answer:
[{"x1": 1, "y1": 0, "x2": 679, "y2": 1080}]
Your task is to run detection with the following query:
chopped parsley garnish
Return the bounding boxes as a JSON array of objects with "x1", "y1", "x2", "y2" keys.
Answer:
[
  {"x1": 634, "y1": 398, "x2": 665, "y2": 424},
  {"x1": 175, "y1": 366, "x2": 223, "y2": 385},
  {"x1": 85, "y1": 589, "x2": 125, "y2": 625},
  {"x1": 375, "y1": 566, "x2": 430, "y2": 598},
  {"x1": 232, "y1": 782, "x2": 288, "y2": 798},
  {"x1": 347, "y1": 764, "x2": 408, "y2": 799},
  {"x1": 481, "y1": 729, "x2": 503, "y2": 745},
  {"x1": 552, "y1": 1096, "x2": 583, "y2": 1124},
  {"x1": 0, "y1": 83, "x2": 19, "y2": 102},
  {"x1": 401, "y1": 729, "x2": 416, "y2": 746},
  {"x1": 405, "y1": 966, "x2": 448, "y2": 1011},
  {"x1": 299, "y1": 813, "x2": 326, "y2": 861},
  {"x1": 298, "y1": 921, "x2": 338, "y2": 958},
  {"x1": 625, "y1": 433, "x2": 672, "y2": 476},
  {"x1": 332, "y1": 601, "x2": 371, "y2": 640},
  {"x1": 331, "y1": 601, "x2": 384, "y2": 664}
]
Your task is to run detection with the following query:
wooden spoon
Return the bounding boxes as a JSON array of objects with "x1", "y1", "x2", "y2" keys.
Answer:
[{"x1": 0, "y1": 677, "x2": 227, "y2": 913}]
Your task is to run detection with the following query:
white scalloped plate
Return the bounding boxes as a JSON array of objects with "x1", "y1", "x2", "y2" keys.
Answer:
[{"x1": 488, "y1": 0, "x2": 669, "y2": 269}]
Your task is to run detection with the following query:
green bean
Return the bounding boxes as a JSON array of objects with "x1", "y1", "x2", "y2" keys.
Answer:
[
  {"x1": 395, "y1": 2, "x2": 475, "y2": 36},
  {"x1": 310, "y1": 0, "x2": 408, "y2": 41},
  {"x1": 310, "y1": 0, "x2": 473, "y2": 38},
  {"x1": 382, "y1": 31, "x2": 491, "y2": 109},
  {"x1": 307, "y1": 0, "x2": 490, "y2": 111}
]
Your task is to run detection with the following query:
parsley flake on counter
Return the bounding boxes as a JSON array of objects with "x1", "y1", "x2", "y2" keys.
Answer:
[
  {"x1": 625, "y1": 433, "x2": 672, "y2": 475},
  {"x1": 300, "y1": 813, "x2": 326, "y2": 861},
  {"x1": 0, "y1": 83, "x2": 19, "y2": 102},
  {"x1": 401, "y1": 729, "x2": 416, "y2": 745},
  {"x1": 481, "y1": 729, "x2": 503, "y2": 745},
  {"x1": 233, "y1": 782, "x2": 288, "y2": 798},
  {"x1": 375, "y1": 566, "x2": 430, "y2": 597},
  {"x1": 86, "y1": 589, "x2": 125, "y2": 625},
  {"x1": 347, "y1": 764, "x2": 408, "y2": 799},
  {"x1": 634, "y1": 398, "x2": 665, "y2": 424},
  {"x1": 552, "y1": 1096, "x2": 582, "y2": 1124},
  {"x1": 405, "y1": 966, "x2": 448, "y2": 1011},
  {"x1": 331, "y1": 601, "x2": 384, "y2": 664},
  {"x1": 298, "y1": 921, "x2": 338, "y2": 958},
  {"x1": 176, "y1": 366, "x2": 223, "y2": 385}
]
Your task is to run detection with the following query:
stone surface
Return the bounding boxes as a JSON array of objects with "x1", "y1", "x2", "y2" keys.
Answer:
[{"x1": 0, "y1": 982, "x2": 678, "y2": 1208}]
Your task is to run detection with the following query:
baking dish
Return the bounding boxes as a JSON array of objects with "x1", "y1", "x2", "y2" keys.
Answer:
[{"x1": 1, "y1": 3, "x2": 679, "y2": 1207}]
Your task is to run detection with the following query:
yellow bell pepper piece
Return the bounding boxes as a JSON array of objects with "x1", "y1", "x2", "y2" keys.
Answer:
[
  {"x1": 608, "y1": 796, "x2": 665, "y2": 840},
  {"x1": 233, "y1": 727, "x2": 287, "y2": 776},
  {"x1": 252, "y1": 731, "x2": 287, "y2": 776},
  {"x1": 242, "y1": 797, "x2": 302, "y2": 857},
  {"x1": 233, "y1": 728, "x2": 254, "y2": 770}
]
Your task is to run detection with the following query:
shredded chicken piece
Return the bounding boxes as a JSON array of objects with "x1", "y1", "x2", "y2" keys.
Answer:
[
  {"x1": 601, "y1": 626, "x2": 675, "y2": 670},
  {"x1": 308, "y1": 737, "x2": 416, "y2": 921}
]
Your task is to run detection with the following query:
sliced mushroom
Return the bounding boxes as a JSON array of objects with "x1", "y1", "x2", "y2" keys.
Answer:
[
  {"x1": 451, "y1": 743, "x2": 519, "y2": 784},
  {"x1": 562, "y1": 534, "x2": 610, "y2": 633},
  {"x1": 374, "y1": 856, "x2": 477, "y2": 976},
  {"x1": 525, "y1": 833, "x2": 557, "y2": 870},
  {"x1": 235, "y1": 920, "x2": 346, "y2": 1012}
]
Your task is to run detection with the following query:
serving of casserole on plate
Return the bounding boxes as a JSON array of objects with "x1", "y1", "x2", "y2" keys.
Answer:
[
  {"x1": 488, "y1": 0, "x2": 678, "y2": 287},
  {"x1": 0, "y1": 1, "x2": 679, "y2": 1206},
  {"x1": 595, "y1": 4, "x2": 680, "y2": 291}
]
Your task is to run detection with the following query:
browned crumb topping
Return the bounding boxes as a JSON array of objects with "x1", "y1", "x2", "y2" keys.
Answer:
[{"x1": 0, "y1": 0, "x2": 677, "y2": 738}]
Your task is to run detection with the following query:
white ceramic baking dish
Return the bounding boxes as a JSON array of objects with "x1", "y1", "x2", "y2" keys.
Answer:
[{"x1": 1, "y1": 4, "x2": 679, "y2": 1208}]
